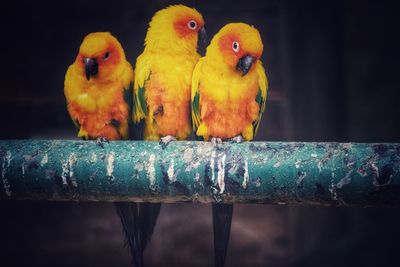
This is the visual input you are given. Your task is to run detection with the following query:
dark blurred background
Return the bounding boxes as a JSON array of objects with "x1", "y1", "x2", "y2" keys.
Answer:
[{"x1": 1, "y1": 0, "x2": 400, "y2": 266}]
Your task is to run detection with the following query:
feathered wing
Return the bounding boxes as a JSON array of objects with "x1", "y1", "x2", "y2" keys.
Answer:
[
  {"x1": 191, "y1": 58, "x2": 204, "y2": 134},
  {"x1": 252, "y1": 61, "x2": 268, "y2": 136},
  {"x1": 133, "y1": 54, "x2": 150, "y2": 123},
  {"x1": 132, "y1": 54, "x2": 151, "y2": 140}
]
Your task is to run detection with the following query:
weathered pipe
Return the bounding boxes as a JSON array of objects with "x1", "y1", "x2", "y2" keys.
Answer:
[{"x1": 0, "y1": 140, "x2": 399, "y2": 206}]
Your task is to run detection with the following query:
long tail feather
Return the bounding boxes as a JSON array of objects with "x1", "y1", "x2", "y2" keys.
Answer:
[
  {"x1": 115, "y1": 202, "x2": 143, "y2": 267},
  {"x1": 139, "y1": 203, "x2": 161, "y2": 249},
  {"x1": 115, "y1": 202, "x2": 161, "y2": 267},
  {"x1": 212, "y1": 203, "x2": 233, "y2": 267}
]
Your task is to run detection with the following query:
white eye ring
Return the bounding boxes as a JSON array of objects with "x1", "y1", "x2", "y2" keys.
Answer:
[
  {"x1": 232, "y1": 41, "x2": 240, "y2": 53},
  {"x1": 103, "y1": 51, "x2": 110, "y2": 61},
  {"x1": 187, "y1": 20, "x2": 197, "y2": 30}
]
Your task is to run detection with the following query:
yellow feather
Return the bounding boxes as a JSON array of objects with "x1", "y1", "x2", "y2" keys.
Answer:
[
  {"x1": 191, "y1": 23, "x2": 268, "y2": 141},
  {"x1": 191, "y1": 57, "x2": 204, "y2": 131},
  {"x1": 254, "y1": 61, "x2": 268, "y2": 135},
  {"x1": 64, "y1": 32, "x2": 133, "y2": 140},
  {"x1": 133, "y1": 5, "x2": 203, "y2": 140}
]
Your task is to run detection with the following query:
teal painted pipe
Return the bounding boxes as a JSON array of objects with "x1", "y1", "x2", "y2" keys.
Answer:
[{"x1": 0, "y1": 140, "x2": 399, "y2": 206}]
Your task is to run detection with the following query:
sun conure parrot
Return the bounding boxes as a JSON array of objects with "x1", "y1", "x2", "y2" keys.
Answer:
[
  {"x1": 132, "y1": 4, "x2": 207, "y2": 147},
  {"x1": 113, "y1": 4, "x2": 207, "y2": 267},
  {"x1": 64, "y1": 32, "x2": 133, "y2": 142},
  {"x1": 191, "y1": 23, "x2": 268, "y2": 267},
  {"x1": 64, "y1": 32, "x2": 148, "y2": 266}
]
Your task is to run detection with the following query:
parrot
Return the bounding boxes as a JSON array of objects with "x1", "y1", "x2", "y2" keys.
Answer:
[
  {"x1": 132, "y1": 4, "x2": 207, "y2": 147},
  {"x1": 64, "y1": 32, "x2": 133, "y2": 142},
  {"x1": 112, "y1": 4, "x2": 207, "y2": 267},
  {"x1": 191, "y1": 23, "x2": 268, "y2": 267},
  {"x1": 64, "y1": 32, "x2": 149, "y2": 266}
]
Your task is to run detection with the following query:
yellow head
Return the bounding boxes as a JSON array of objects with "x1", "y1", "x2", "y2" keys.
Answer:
[
  {"x1": 144, "y1": 5, "x2": 206, "y2": 55},
  {"x1": 75, "y1": 32, "x2": 127, "y2": 81},
  {"x1": 207, "y1": 23, "x2": 263, "y2": 76}
]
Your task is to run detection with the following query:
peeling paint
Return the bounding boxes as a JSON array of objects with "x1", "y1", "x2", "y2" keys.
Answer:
[
  {"x1": 229, "y1": 162, "x2": 239, "y2": 175},
  {"x1": 134, "y1": 162, "x2": 144, "y2": 172},
  {"x1": 106, "y1": 152, "x2": 115, "y2": 179},
  {"x1": 317, "y1": 161, "x2": 323, "y2": 173},
  {"x1": 89, "y1": 153, "x2": 97, "y2": 164},
  {"x1": 184, "y1": 148, "x2": 202, "y2": 172},
  {"x1": 61, "y1": 159, "x2": 69, "y2": 186},
  {"x1": 195, "y1": 172, "x2": 200, "y2": 182},
  {"x1": 328, "y1": 183, "x2": 337, "y2": 200},
  {"x1": 185, "y1": 161, "x2": 201, "y2": 172},
  {"x1": 40, "y1": 154, "x2": 48, "y2": 167},
  {"x1": 183, "y1": 148, "x2": 193, "y2": 163},
  {"x1": 1, "y1": 151, "x2": 12, "y2": 196},
  {"x1": 329, "y1": 172, "x2": 338, "y2": 200},
  {"x1": 217, "y1": 153, "x2": 226, "y2": 194},
  {"x1": 371, "y1": 161, "x2": 380, "y2": 187},
  {"x1": 273, "y1": 162, "x2": 281, "y2": 168},
  {"x1": 311, "y1": 154, "x2": 318, "y2": 158},
  {"x1": 69, "y1": 153, "x2": 78, "y2": 187},
  {"x1": 68, "y1": 153, "x2": 77, "y2": 178},
  {"x1": 295, "y1": 160, "x2": 301, "y2": 169},
  {"x1": 337, "y1": 170, "x2": 353, "y2": 189},
  {"x1": 147, "y1": 154, "x2": 156, "y2": 190},
  {"x1": 167, "y1": 159, "x2": 176, "y2": 182},
  {"x1": 210, "y1": 151, "x2": 216, "y2": 183},
  {"x1": 242, "y1": 160, "x2": 249, "y2": 189},
  {"x1": 296, "y1": 171, "x2": 307, "y2": 186},
  {"x1": 318, "y1": 152, "x2": 333, "y2": 173}
]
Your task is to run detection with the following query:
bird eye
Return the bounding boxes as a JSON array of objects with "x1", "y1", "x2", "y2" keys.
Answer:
[
  {"x1": 103, "y1": 51, "x2": 110, "y2": 61},
  {"x1": 232, "y1": 41, "x2": 240, "y2": 53},
  {"x1": 187, "y1": 20, "x2": 197, "y2": 30}
]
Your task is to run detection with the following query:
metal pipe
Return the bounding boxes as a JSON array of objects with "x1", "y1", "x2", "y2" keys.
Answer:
[{"x1": 0, "y1": 140, "x2": 399, "y2": 206}]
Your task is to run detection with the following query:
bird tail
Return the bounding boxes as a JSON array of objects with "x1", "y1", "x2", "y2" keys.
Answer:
[
  {"x1": 139, "y1": 203, "x2": 161, "y2": 249},
  {"x1": 212, "y1": 203, "x2": 233, "y2": 267},
  {"x1": 115, "y1": 202, "x2": 161, "y2": 267}
]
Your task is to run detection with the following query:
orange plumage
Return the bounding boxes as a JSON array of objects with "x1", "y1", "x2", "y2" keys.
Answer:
[
  {"x1": 133, "y1": 5, "x2": 205, "y2": 141},
  {"x1": 64, "y1": 32, "x2": 133, "y2": 140},
  {"x1": 192, "y1": 23, "x2": 268, "y2": 141},
  {"x1": 200, "y1": 87, "x2": 260, "y2": 139}
]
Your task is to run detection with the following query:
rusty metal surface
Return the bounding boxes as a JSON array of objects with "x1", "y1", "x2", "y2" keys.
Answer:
[{"x1": 0, "y1": 140, "x2": 399, "y2": 206}]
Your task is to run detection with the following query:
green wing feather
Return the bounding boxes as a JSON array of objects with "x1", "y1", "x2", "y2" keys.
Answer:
[
  {"x1": 191, "y1": 58, "x2": 204, "y2": 133},
  {"x1": 253, "y1": 62, "x2": 268, "y2": 136},
  {"x1": 132, "y1": 54, "x2": 151, "y2": 140},
  {"x1": 133, "y1": 54, "x2": 150, "y2": 123}
]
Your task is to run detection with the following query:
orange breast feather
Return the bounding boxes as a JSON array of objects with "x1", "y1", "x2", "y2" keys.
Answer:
[
  {"x1": 201, "y1": 89, "x2": 260, "y2": 139},
  {"x1": 68, "y1": 89, "x2": 128, "y2": 140}
]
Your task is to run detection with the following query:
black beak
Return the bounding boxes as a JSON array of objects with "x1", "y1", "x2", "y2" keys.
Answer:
[
  {"x1": 197, "y1": 27, "x2": 207, "y2": 56},
  {"x1": 84, "y1": 58, "x2": 98, "y2": 81},
  {"x1": 236, "y1": 55, "x2": 256, "y2": 76}
]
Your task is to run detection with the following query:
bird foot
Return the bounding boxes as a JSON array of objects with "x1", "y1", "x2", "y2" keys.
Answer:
[
  {"x1": 96, "y1": 136, "x2": 109, "y2": 148},
  {"x1": 159, "y1": 135, "x2": 176, "y2": 149},
  {"x1": 229, "y1": 135, "x2": 245, "y2": 143},
  {"x1": 211, "y1": 137, "x2": 223, "y2": 147}
]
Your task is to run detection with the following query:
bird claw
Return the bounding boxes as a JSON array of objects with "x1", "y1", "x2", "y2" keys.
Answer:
[
  {"x1": 159, "y1": 135, "x2": 176, "y2": 149},
  {"x1": 211, "y1": 137, "x2": 223, "y2": 147},
  {"x1": 229, "y1": 135, "x2": 244, "y2": 144},
  {"x1": 96, "y1": 136, "x2": 109, "y2": 148}
]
